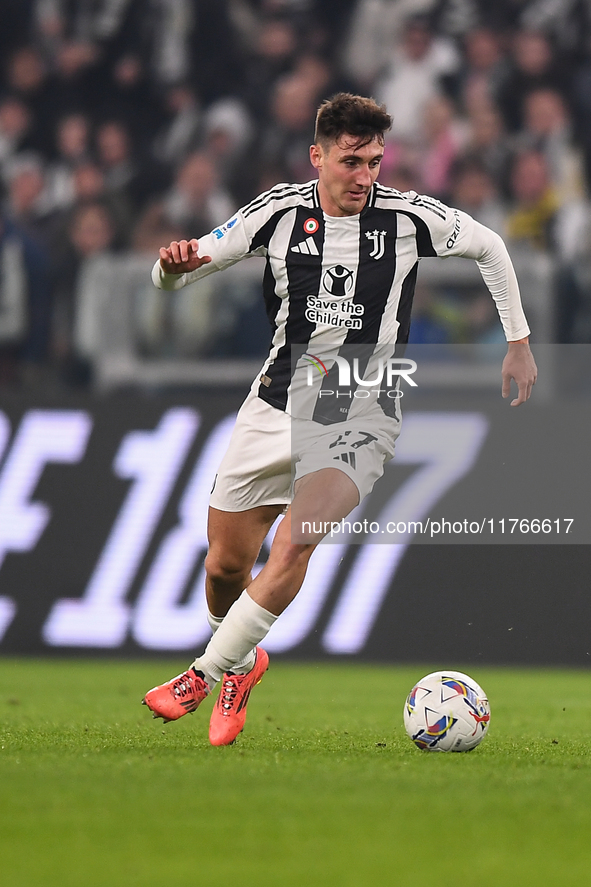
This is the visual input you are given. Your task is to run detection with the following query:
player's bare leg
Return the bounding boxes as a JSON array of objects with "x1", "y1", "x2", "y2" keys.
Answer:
[
  {"x1": 205, "y1": 504, "x2": 284, "y2": 617},
  {"x1": 246, "y1": 468, "x2": 360, "y2": 615},
  {"x1": 205, "y1": 467, "x2": 358, "y2": 744},
  {"x1": 203, "y1": 505, "x2": 283, "y2": 743},
  {"x1": 200, "y1": 467, "x2": 358, "y2": 672},
  {"x1": 144, "y1": 469, "x2": 358, "y2": 743},
  {"x1": 143, "y1": 504, "x2": 281, "y2": 725}
]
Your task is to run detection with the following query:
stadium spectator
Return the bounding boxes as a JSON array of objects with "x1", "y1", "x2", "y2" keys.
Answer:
[
  {"x1": 255, "y1": 74, "x2": 318, "y2": 186},
  {"x1": 416, "y1": 94, "x2": 468, "y2": 200},
  {"x1": 152, "y1": 83, "x2": 202, "y2": 169},
  {"x1": 506, "y1": 149, "x2": 590, "y2": 341},
  {"x1": 96, "y1": 120, "x2": 134, "y2": 197},
  {"x1": 519, "y1": 0, "x2": 591, "y2": 59},
  {"x1": 496, "y1": 30, "x2": 568, "y2": 133},
  {"x1": 50, "y1": 200, "x2": 118, "y2": 384},
  {"x1": 96, "y1": 119, "x2": 167, "y2": 213},
  {"x1": 507, "y1": 150, "x2": 563, "y2": 251},
  {"x1": 343, "y1": 0, "x2": 435, "y2": 89},
  {"x1": 48, "y1": 161, "x2": 132, "y2": 255},
  {"x1": 377, "y1": 146, "x2": 421, "y2": 192},
  {"x1": 0, "y1": 210, "x2": 52, "y2": 382},
  {"x1": 518, "y1": 87, "x2": 587, "y2": 202},
  {"x1": 465, "y1": 104, "x2": 511, "y2": 194},
  {"x1": 60, "y1": 201, "x2": 117, "y2": 270},
  {"x1": 42, "y1": 113, "x2": 92, "y2": 213},
  {"x1": 96, "y1": 53, "x2": 158, "y2": 143},
  {"x1": 161, "y1": 149, "x2": 234, "y2": 232},
  {"x1": 375, "y1": 16, "x2": 461, "y2": 145},
  {"x1": 411, "y1": 157, "x2": 511, "y2": 347},
  {"x1": 4, "y1": 46, "x2": 57, "y2": 156},
  {"x1": 3, "y1": 153, "x2": 53, "y2": 246},
  {"x1": 133, "y1": 151, "x2": 235, "y2": 255},
  {"x1": 455, "y1": 28, "x2": 509, "y2": 116},
  {"x1": 239, "y1": 16, "x2": 299, "y2": 122},
  {"x1": 450, "y1": 157, "x2": 507, "y2": 234},
  {"x1": 0, "y1": 97, "x2": 34, "y2": 179},
  {"x1": 202, "y1": 98, "x2": 254, "y2": 204},
  {"x1": 70, "y1": 162, "x2": 105, "y2": 202},
  {"x1": 293, "y1": 54, "x2": 331, "y2": 98}
]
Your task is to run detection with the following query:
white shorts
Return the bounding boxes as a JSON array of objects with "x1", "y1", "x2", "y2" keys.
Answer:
[{"x1": 209, "y1": 389, "x2": 398, "y2": 512}]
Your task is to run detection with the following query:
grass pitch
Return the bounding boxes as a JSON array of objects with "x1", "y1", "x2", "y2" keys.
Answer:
[{"x1": 1, "y1": 659, "x2": 590, "y2": 887}]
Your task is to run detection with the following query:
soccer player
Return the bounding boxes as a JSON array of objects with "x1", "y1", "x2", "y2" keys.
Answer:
[{"x1": 143, "y1": 93, "x2": 537, "y2": 745}]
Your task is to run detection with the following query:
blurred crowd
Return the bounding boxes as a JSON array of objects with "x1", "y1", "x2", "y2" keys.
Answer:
[{"x1": 2, "y1": 0, "x2": 591, "y2": 389}]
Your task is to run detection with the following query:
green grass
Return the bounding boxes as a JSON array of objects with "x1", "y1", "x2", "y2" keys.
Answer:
[{"x1": 1, "y1": 659, "x2": 590, "y2": 887}]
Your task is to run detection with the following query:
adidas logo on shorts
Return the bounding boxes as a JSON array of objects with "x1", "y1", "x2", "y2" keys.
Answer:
[{"x1": 334, "y1": 451, "x2": 356, "y2": 469}]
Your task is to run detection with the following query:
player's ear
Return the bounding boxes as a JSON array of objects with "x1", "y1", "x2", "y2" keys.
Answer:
[{"x1": 310, "y1": 142, "x2": 323, "y2": 170}]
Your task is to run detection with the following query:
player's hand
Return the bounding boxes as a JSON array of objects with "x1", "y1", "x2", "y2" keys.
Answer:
[
  {"x1": 159, "y1": 239, "x2": 212, "y2": 275},
  {"x1": 501, "y1": 340, "x2": 537, "y2": 406}
]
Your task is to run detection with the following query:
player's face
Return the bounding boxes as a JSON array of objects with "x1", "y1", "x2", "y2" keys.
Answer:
[{"x1": 310, "y1": 135, "x2": 384, "y2": 217}]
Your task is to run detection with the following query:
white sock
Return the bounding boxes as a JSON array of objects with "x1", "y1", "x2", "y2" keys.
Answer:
[
  {"x1": 206, "y1": 606, "x2": 256, "y2": 674},
  {"x1": 207, "y1": 610, "x2": 224, "y2": 633},
  {"x1": 193, "y1": 591, "x2": 277, "y2": 688}
]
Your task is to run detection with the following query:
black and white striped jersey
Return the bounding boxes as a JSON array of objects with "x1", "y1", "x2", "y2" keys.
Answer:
[{"x1": 152, "y1": 180, "x2": 530, "y2": 414}]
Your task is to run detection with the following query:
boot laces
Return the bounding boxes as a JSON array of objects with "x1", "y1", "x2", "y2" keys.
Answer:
[
  {"x1": 220, "y1": 675, "x2": 241, "y2": 715},
  {"x1": 172, "y1": 672, "x2": 196, "y2": 699}
]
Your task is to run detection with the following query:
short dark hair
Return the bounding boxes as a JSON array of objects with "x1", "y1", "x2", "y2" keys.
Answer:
[{"x1": 314, "y1": 93, "x2": 392, "y2": 149}]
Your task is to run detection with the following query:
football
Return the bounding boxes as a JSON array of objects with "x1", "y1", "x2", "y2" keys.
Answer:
[{"x1": 403, "y1": 670, "x2": 491, "y2": 752}]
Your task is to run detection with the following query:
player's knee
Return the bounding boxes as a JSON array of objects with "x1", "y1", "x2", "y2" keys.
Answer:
[{"x1": 204, "y1": 550, "x2": 250, "y2": 587}]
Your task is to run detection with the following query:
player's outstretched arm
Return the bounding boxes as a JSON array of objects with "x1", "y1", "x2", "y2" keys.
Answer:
[
  {"x1": 159, "y1": 239, "x2": 212, "y2": 275},
  {"x1": 501, "y1": 338, "x2": 537, "y2": 406}
]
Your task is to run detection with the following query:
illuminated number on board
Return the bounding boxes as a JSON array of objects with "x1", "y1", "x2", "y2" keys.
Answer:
[
  {"x1": 323, "y1": 413, "x2": 489, "y2": 653},
  {"x1": 43, "y1": 408, "x2": 198, "y2": 647},
  {"x1": 0, "y1": 410, "x2": 91, "y2": 640},
  {"x1": 132, "y1": 415, "x2": 236, "y2": 649}
]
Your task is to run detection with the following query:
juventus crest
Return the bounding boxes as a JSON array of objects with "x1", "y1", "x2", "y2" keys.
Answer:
[{"x1": 365, "y1": 229, "x2": 387, "y2": 260}]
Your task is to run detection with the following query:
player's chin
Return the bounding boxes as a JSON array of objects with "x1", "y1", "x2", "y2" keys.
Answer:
[{"x1": 344, "y1": 191, "x2": 368, "y2": 210}]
